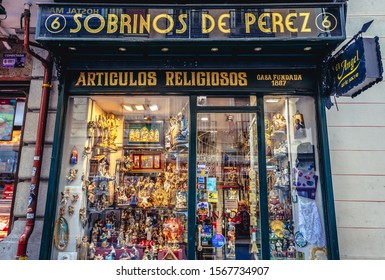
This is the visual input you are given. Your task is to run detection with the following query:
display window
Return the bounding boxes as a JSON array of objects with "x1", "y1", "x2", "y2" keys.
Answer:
[
  {"x1": 51, "y1": 94, "x2": 327, "y2": 260},
  {"x1": 265, "y1": 96, "x2": 327, "y2": 260},
  {"x1": 52, "y1": 96, "x2": 190, "y2": 260},
  {"x1": 0, "y1": 98, "x2": 25, "y2": 240}
]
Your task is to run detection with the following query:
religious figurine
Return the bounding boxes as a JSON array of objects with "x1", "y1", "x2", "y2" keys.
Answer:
[
  {"x1": 105, "y1": 245, "x2": 116, "y2": 260},
  {"x1": 130, "y1": 245, "x2": 139, "y2": 260},
  {"x1": 272, "y1": 113, "x2": 286, "y2": 132},
  {"x1": 66, "y1": 168, "x2": 78, "y2": 184},
  {"x1": 68, "y1": 205, "x2": 75, "y2": 216},
  {"x1": 71, "y1": 193, "x2": 79, "y2": 204},
  {"x1": 76, "y1": 235, "x2": 90, "y2": 260},
  {"x1": 60, "y1": 188, "x2": 70, "y2": 205},
  {"x1": 79, "y1": 207, "x2": 87, "y2": 228}
]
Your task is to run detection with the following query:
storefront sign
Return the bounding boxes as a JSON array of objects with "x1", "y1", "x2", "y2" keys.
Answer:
[
  {"x1": 2, "y1": 54, "x2": 26, "y2": 68},
  {"x1": 332, "y1": 37, "x2": 383, "y2": 97},
  {"x1": 69, "y1": 70, "x2": 315, "y2": 92},
  {"x1": 36, "y1": 4, "x2": 344, "y2": 42}
]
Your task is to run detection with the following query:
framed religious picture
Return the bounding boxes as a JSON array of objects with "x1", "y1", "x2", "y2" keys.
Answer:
[
  {"x1": 124, "y1": 120, "x2": 164, "y2": 148},
  {"x1": 0, "y1": 99, "x2": 16, "y2": 141},
  {"x1": 130, "y1": 152, "x2": 163, "y2": 172}
]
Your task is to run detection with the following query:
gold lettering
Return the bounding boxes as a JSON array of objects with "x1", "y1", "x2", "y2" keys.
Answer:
[
  {"x1": 238, "y1": 72, "x2": 248, "y2": 86},
  {"x1": 202, "y1": 14, "x2": 215, "y2": 34},
  {"x1": 129, "y1": 72, "x2": 137, "y2": 86},
  {"x1": 153, "y1": 14, "x2": 174, "y2": 34},
  {"x1": 182, "y1": 72, "x2": 191, "y2": 86},
  {"x1": 110, "y1": 72, "x2": 118, "y2": 86},
  {"x1": 119, "y1": 72, "x2": 128, "y2": 86},
  {"x1": 258, "y1": 13, "x2": 271, "y2": 33},
  {"x1": 87, "y1": 72, "x2": 96, "y2": 86},
  {"x1": 107, "y1": 14, "x2": 118, "y2": 34},
  {"x1": 132, "y1": 14, "x2": 138, "y2": 34},
  {"x1": 70, "y1": 14, "x2": 82, "y2": 33},
  {"x1": 176, "y1": 14, "x2": 188, "y2": 34},
  {"x1": 165, "y1": 72, "x2": 174, "y2": 86},
  {"x1": 95, "y1": 72, "x2": 103, "y2": 86},
  {"x1": 245, "y1": 13, "x2": 256, "y2": 33},
  {"x1": 174, "y1": 72, "x2": 183, "y2": 86},
  {"x1": 120, "y1": 14, "x2": 131, "y2": 34},
  {"x1": 147, "y1": 72, "x2": 157, "y2": 86},
  {"x1": 75, "y1": 72, "x2": 86, "y2": 86},
  {"x1": 220, "y1": 72, "x2": 229, "y2": 86},
  {"x1": 229, "y1": 72, "x2": 238, "y2": 86},
  {"x1": 211, "y1": 72, "x2": 219, "y2": 86},
  {"x1": 84, "y1": 14, "x2": 105, "y2": 34},
  {"x1": 272, "y1": 13, "x2": 284, "y2": 33},
  {"x1": 285, "y1": 13, "x2": 298, "y2": 33},
  {"x1": 197, "y1": 72, "x2": 204, "y2": 86},
  {"x1": 300, "y1": 13, "x2": 311, "y2": 32},
  {"x1": 218, "y1": 14, "x2": 230, "y2": 33},
  {"x1": 139, "y1": 14, "x2": 151, "y2": 34}
]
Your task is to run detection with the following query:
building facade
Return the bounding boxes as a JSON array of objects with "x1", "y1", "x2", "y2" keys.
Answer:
[{"x1": 0, "y1": 0, "x2": 383, "y2": 260}]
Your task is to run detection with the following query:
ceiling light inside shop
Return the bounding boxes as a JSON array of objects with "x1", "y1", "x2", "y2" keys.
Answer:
[
  {"x1": 148, "y1": 104, "x2": 159, "y2": 111},
  {"x1": 211, "y1": 47, "x2": 219, "y2": 52},
  {"x1": 265, "y1": 98, "x2": 280, "y2": 103},
  {"x1": 134, "y1": 105, "x2": 145, "y2": 111},
  {"x1": 123, "y1": 105, "x2": 133, "y2": 111},
  {"x1": 304, "y1": 46, "x2": 312, "y2": 51},
  {"x1": 68, "y1": 47, "x2": 77, "y2": 51},
  {"x1": 254, "y1": 47, "x2": 262, "y2": 52},
  {"x1": 118, "y1": 47, "x2": 127, "y2": 51},
  {"x1": 201, "y1": 117, "x2": 209, "y2": 121},
  {"x1": 161, "y1": 47, "x2": 169, "y2": 52}
]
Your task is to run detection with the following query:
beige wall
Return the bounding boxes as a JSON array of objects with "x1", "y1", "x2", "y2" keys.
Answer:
[{"x1": 327, "y1": 0, "x2": 385, "y2": 259}]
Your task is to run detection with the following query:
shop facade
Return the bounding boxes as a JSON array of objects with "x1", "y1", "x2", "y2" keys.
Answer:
[
  {"x1": 0, "y1": 41, "x2": 30, "y2": 243},
  {"x1": 30, "y1": 1, "x2": 347, "y2": 260}
]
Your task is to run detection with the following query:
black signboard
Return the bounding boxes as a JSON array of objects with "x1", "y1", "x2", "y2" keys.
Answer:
[
  {"x1": 68, "y1": 69, "x2": 315, "y2": 93},
  {"x1": 36, "y1": 4, "x2": 344, "y2": 42},
  {"x1": 332, "y1": 37, "x2": 383, "y2": 97}
]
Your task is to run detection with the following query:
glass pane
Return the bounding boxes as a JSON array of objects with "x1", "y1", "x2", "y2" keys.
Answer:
[
  {"x1": 51, "y1": 96, "x2": 189, "y2": 260},
  {"x1": 196, "y1": 112, "x2": 261, "y2": 260},
  {"x1": 197, "y1": 96, "x2": 257, "y2": 107},
  {"x1": 265, "y1": 96, "x2": 326, "y2": 260}
]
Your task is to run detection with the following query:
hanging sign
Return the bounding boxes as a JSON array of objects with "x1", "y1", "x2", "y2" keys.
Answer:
[
  {"x1": 331, "y1": 36, "x2": 383, "y2": 97},
  {"x1": 36, "y1": 4, "x2": 344, "y2": 42}
]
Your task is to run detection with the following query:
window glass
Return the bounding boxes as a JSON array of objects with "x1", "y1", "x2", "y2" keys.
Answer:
[
  {"x1": 52, "y1": 96, "x2": 189, "y2": 260},
  {"x1": 264, "y1": 96, "x2": 327, "y2": 260}
]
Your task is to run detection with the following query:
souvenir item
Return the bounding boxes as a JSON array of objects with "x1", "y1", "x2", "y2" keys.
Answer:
[
  {"x1": 297, "y1": 196, "x2": 325, "y2": 246},
  {"x1": 54, "y1": 216, "x2": 69, "y2": 250},
  {"x1": 70, "y1": 146, "x2": 78, "y2": 165},
  {"x1": 294, "y1": 231, "x2": 307, "y2": 248},
  {"x1": 68, "y1": 205, "x2": 75, "y2": 216},
  {"x1": 293, "y1": 110, "x2": 306, "y2": 139},
  {"x1": 272, "y1": 113, "x2": 286, "y2": 132},
  {"x1": 60, "y1": 188, "x2": 70, "y2": 205},
  {"x1": 311, "y1": 246, "x2": 328, "y2": 260},
  {"x1": 79, "y1": 208, "x2": 87, "y2": 228},
  {"x1": 66, "y1": 168, "x2": 78, "y2": 184},
  {"x1": 71, "y1": 193, "x2": 79, "y2": 204},
  {"x1": 76, "y1": 235, "x2": 90, "y2": 260},
  {"x1": 293, "y1": 161, "x2": 318, "y2": 199}
]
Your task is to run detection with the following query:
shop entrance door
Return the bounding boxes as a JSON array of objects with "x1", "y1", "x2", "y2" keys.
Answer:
[{"x1": 194, "y1": 105, "x2": 261, "y2": 260}]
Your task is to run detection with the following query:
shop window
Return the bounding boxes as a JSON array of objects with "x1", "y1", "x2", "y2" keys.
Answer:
[
  {"x1": 52, "y1": 96, "x2": 189, "y2": 260},
  {"x1": 264, "y1": 96, "x2": 327, "y2": 260},
  {"x1": 0, "y1": 98, "x2": 25, "y2": 240},
  {"x1": 197, "y1": 96, "x2": 256, "y2": 107},
  {"x1": 196, "y1": 111, "x2": 261, "y2": 260}
]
